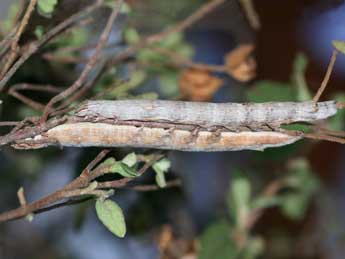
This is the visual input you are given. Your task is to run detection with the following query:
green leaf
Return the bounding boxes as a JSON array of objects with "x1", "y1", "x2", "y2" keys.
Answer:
[
  {"x1": 123, "y1": 28, "x2": 140, "y2": 45},
  {"x1": 111, "y1": 162, "x2": 139, "y2": 178},
  {"x1": 281, "y1": 123, "x2": 311, "y2": 133},
  {"x1": 155, "y1": 171, "x2": 167, "y2": 188},
  {"x1": 251, "y1": 196, "x2": 283, "y2": 210},
  {"x1": 120, "y1": 2, "x2": 131, "y2": 13},
  {"x1": 280, "y1": 193, "x2": 308, "y2": 220},
  {"x1": 122, "y1": 152, "x2": 137, "y2": 167},
  {"x1": 37, "y1": 0, "x2": 58, "y2": 18},
  {"x1": 3, "y1": 4, "x2": 20, "y2": 32},
  {"x1": 137, "y1": 49, "x2": 168, "y2": 63},
  {"x1": 152, "y1": 158, "x2": 171, "y2": 173},
  {"x1": 34, "y1": 25, "x2": 44, "y2": 40},
  {"x1": 332, "y1": 40, "x2": 345, "y2": 54},
  {"x1": 159, "y1": 32, "x2": 183, "y2": 48},
  {"x1": 101, "y1": 157, "x2": 116, "y2": 167},
  {"x1": 247, "y1": 81, "x2": 295, "y2": 102},
  {"x1": 330, "y1": 93, "x2": 345, "y2": 131},
  {"x1": 242, "y1": 236, "x2": 265, "y2": 259},
  {"x1": 95, "y1": 199, "x2": 126, "y2": 238},
  {"x1": 152, "y1": 158, "x2": 171, "y2": 188},
  {"x1": 292, "y1": 53, "x2": 312, "y2": 101},
  {"x1": 159, "y1": 72, "x2": 179, "y2": 97},
  {"x1": 198, "y1": 220, "x2": 238, "y2": 259},
  {"x1": 227, "y1": 171, "x2": 251, "y2": 228}
]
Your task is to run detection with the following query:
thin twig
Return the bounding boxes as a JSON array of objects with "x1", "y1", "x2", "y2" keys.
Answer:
[
  {"x1": 97, "y1": 153, "x2": 164, "y2": 189},
  {"x1": 0, "y1": 121, "x2": 21, "y2": 127},
  {"x1": 304, "y1": 132, "x2": 345, "y2": 144},
  {"x1": 239, "y1": 0, "x2": 261, "y2": 30},
  {"x1": 107, "y1": 0, "x2": 226, "y2": 67},
  {"x1": 336, "y1": 102, "x2": 345, "y2": 109},
  {"x1": 82, "y1": 149, "x2": 111, "y2": 177},
  {"x1": 0, "y1": 0, "x2": 38, "y2": 78},
  {"x1": 313, "y1": 50, "x2": 338, "y2": 105},
  {"x1": 10, "y1": 83, "x2": 63, "y2": 93},
  {"x1": 0, "y1": 0, "x2": 103, "y2": 92},
  {"x1": 9, "y1": 90, "x2": 45, "y2": 110},
  {"x1": 129, "y1": 179, "x2": 181, "y2": 191},
  {"x1": 245, "y1": 179, "x2": 284, "y2": 230},
  {"x1": 40, "y1": 0, "x2": 123, "y2": 122},
  {"x1": 0, "y1": 151, "x2": 163, "y2": 222}
]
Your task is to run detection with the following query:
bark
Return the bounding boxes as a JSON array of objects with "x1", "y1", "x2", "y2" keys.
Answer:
[{"x1": 76, "y1": 100, "x2": 337, "y2": 128}]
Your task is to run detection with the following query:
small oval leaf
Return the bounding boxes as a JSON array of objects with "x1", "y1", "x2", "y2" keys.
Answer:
[
  {"x1": 155, "y1": 171, "x2": 167, "y2": 188},
  {"x1": 111, "y1": 162, "x2": 139, "y2": 177},
  {"x1": 152, "y1": 158, "x2": 171, "y2": 173},
  {"x1": 122, "y1": 152, "x2": 137, "y2": 167},
  {"x1": 95, "y1": 199, "x2": 126, "y2": 238}
]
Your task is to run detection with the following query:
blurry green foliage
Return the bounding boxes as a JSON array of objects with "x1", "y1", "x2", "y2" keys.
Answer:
[
  {"x1": 2, "y1": 3, "x2": 19, "y2": 32},
  {"x1": 34, "y1": 25, "x2": 44, "y2": 39},
  {"x1": 199, "y1": 220, "x2": 238, "y2": 259},
  {"x1": 247, "y1": 81, "x2": 295, "y2": 102},
  {"x1": 227, "y1": 170, "x2": 251, "y2": 229},
  {"x1": 51, "y1": 27, "x2": 88, "y2": 49},
  {"x1": 281, "y1": 159, "x2": 320, "y2": 220},
  {"x1": 247, "y1": 53, "x2": 311, "y2": 103},
  {"x1": 122, "y1": 26, "x2": 193, "y2": 98},
  {"x1": 199, "y1": 158, "x2": 319, "y2": 258},
  {"x1": 330, "y1": 93, "x2": 345, "y2": 131},
  {"x1": 292, "y1": 53, "x2": 312, "y2": 101},
  {"x1": 37, "y1": 0, "x2": 58, "y2": 18},
  {"x1": 105, "y1": 0, "x2": 131, "y2": 13},
  {"x1": 123, "y1": 27, "x2": 140, "y2": 44}
]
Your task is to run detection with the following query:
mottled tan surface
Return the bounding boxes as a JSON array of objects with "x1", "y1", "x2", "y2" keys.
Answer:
[{"x1": 45, "y1": 122, "x2": 302, "y2": 151}]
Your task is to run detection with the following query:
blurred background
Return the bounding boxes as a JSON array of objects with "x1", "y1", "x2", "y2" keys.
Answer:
[{"x1": 0, "y1": 0, "x2": 344, "y2": 258}]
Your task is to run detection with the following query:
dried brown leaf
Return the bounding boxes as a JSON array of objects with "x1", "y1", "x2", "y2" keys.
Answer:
[
  {"x1": 224, "y1": 43, "x2": 256, "y2": 82},
  {"x1": 179, "y1": 68, "x2": 223, "y2": 101}
]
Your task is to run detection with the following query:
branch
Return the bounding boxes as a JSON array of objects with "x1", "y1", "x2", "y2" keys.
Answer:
[
  {"x1": 0, "y1": 151, "x2": 163, "y2": 222},
  {"x1": 7, "y1": 99, "x2": 344, "y2": 151},
  {"x1": 40, "y1": 0, "x2": 123, "y2": 122},
  {"x1": 0, "y1": 0, "x2": 38, "y2": 78},
  {"x1": 0, "y1": 0, "x2": 104, "y2": 92}
]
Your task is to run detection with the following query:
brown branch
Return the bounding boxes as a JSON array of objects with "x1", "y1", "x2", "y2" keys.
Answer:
[
  {"x1": 245, "y1": 179, "x2": 284, "y2": 230},
  {"x1": 0, "y1": 151, "x2": 163, "y2": 223},
  {"x1": 129, "y1": 179, "x2": 181, "y2": 191},
  {"x1": 313, "y1": 49, "x2": 338, "y2": 105},
  {"x1": 0, "y1": 121, "x2": 21, "y2": 127},
  {"x1": 8, "y1": 84, "x2": 64, "y2": 111},
  {"x1": 10, "y1": 83, "x2": 63, "y2": 93},
  {"x1": 304, "y1": 132, "x2": 345, "y2": 144},
  {"x1": 239, "y1": 0, "x2": 261, "y2": 30},
  {"x1": 40, "y1": 1, "x2": 123, "y2": 123},
  {"x1": 0, "y1": 116, "x2": 67, "y2": 147},
  {"x1": 0, "y1": 0, "x2": 38, "y2": 78}
]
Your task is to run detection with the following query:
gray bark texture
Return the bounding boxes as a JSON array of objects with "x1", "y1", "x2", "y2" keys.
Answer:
[{"x1": 76, "y1": 100, "x2": 337, "y2": 128}]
